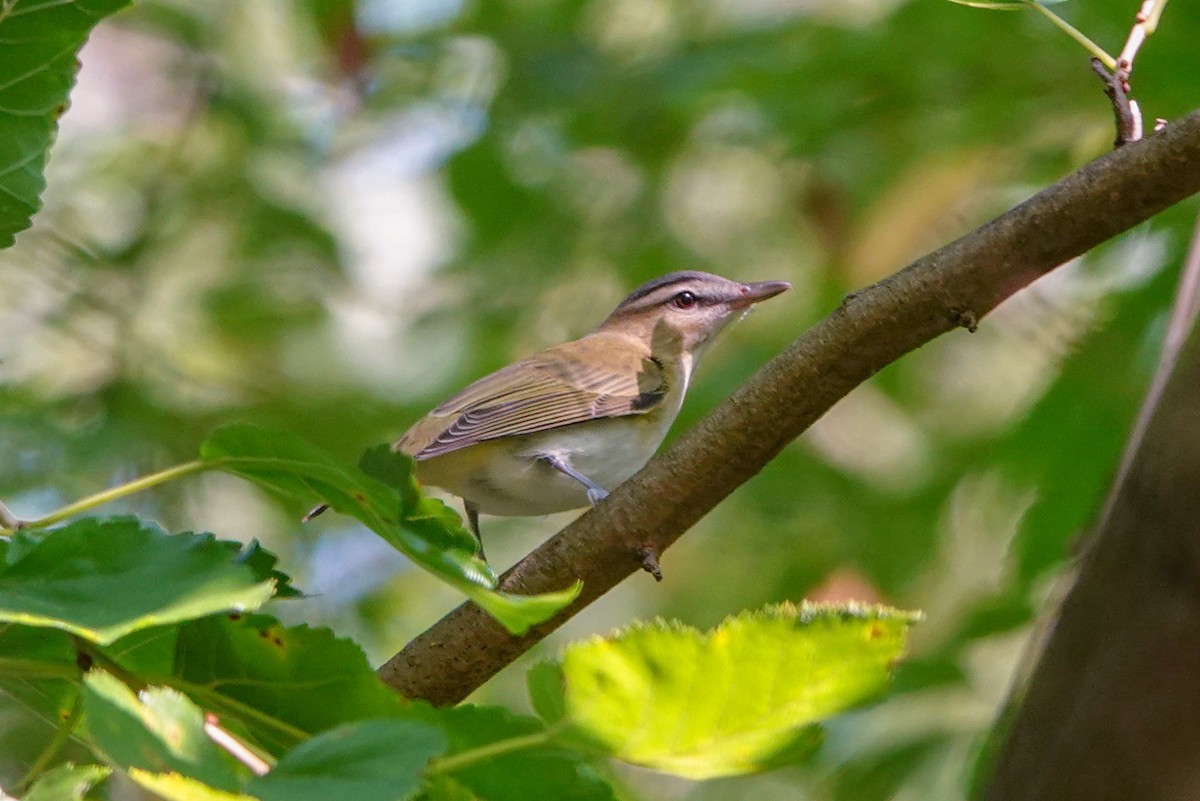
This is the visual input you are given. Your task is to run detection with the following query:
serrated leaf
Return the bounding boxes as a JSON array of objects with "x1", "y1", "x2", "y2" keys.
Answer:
[
  {"x1": 247, "y1": 720, "x2": 446, "y2": 801},
  {"x1": 357, "y1": 444, "x2": 477, "y2": 554},
  {"x1": 80, "y1": 671, "x2": 247, "y2": 791},
  {"x1": 407, "y1": 704, "x2": 615, "y2": 801},
  {"x1": 0, "y1": 517, "x2": 275, "y2": 645},
  {"x1": 458, "y1": 582, "x2": 582, "y2": 639},
  {"x1": 228, "y1": 540, "x2": 301, "y2": 599},
  {"x1": 0, "y1": 0, "x2": 132, "y2": 247},
  {"x1": 0, "y1": 624, "x2": 79, "y2": 728},
  {"x1": 555, "y1": 602, "x2": 919, "y2": 779},
  {"x1": 201, "y1": 424, "x2": 579, "y2": 635},
  {"x1": 20, "y1": 763, "x2": 110, "y2": 801},
  {"x1": 125, "y1": 771, "x2": 258, "y2": 801},
  {"x1": 172, "y1": 614, "x2": 406, "y2": 752},
  {"x1": 525, "y1": 661, "x2": 567, "y2": 726}
]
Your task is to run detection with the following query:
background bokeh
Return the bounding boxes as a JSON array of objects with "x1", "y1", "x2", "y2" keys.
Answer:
[{"x1": 2, "y1": 0, "x2": 1198, "y2": 797}]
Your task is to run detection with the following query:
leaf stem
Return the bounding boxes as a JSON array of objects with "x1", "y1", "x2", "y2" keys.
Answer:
[
  {"x1": 73, "y1": 637, "x2": 147, "y2": 692},
  {"x1": 425, "y1": 727, "x2": 560, "y2": 775},
  {"x1": 16, "y1": 691, "x2": 83, "y2": 794},
  {"x1": 1024, "y1": 1, "x2": 1116, "y2": 69},
  {"x1": 0, "y1": 460, "x2": 208, "y2": 535},
  {"x1": 173, "y1": 680, "x2": 312, "y2": 746},
  {"x1": 0, "y1": 657, "x2": 82, "y2": 681}
]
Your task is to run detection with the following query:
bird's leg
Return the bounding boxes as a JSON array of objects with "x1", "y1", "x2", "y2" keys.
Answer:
[
  {"x1": 464, "y1": 500, "x2": 485, "y2": 560},
  {"x1": 538, "y1": 454, "x2": 609, "y2": 505}
]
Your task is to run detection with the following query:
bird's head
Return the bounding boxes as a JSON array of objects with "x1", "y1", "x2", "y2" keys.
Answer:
[{"x1": 600, "y1": 271, "x2": 790, "y2": 358}]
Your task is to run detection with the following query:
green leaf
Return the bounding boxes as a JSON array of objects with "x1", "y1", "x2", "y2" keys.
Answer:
[
  {"x1": 247, "y1": 720, "x2": 446, "y2": 801},
  {"x1": 525, "y1": 661, "x2": 567, "y2": 726},
  {"x1": 200, "y1": 424, "x2": 580, "y2": 635},
  {"x1": 0, "y1": 624, "x2": 79, "y2": 728},
  {"x1": 20, "y1": 763, "x2": 111, "y2": 801},
  {"x1": 228, "y1": 540, "x2": 301, "y2": 599},
  {"x1": 357, "y1": 444, "x2": 476, "y2": 554},
  {"x1": 407, "y1": 704, "x2": 615, "y2": 801},
  {"x1": 124, "y1": 771, "x2": 258, "y2": 801},
  {"x1": 80, "y1": 670, "x2": 248, "y2": 791},
  {"x1": 0, "y1": 517, "x2": 275, "y2": 645},
  {"x1": 172, "y1": 614, "x2": 407, "y2": 752},
  {"x1": 0, "y1": 0, "x2": 132, "y2": 248},
  {"x1": 553, "y1": 602, "x2": 919, "y2": 779},
  {"x1": 457, "y1": 582, "x2": 582, "y2": 639}
]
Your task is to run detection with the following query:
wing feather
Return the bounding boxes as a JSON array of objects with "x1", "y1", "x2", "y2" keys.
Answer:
[{"x1": 395, "y1": 332, "x2": 669, "y2": 459}]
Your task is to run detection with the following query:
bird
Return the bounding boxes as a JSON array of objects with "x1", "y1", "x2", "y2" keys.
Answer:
[{"x1": 391, "y1": 270, "x2": 790, "y2": 557}]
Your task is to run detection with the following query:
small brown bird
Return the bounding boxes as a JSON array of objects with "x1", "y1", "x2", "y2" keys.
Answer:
[{"x1": 393, "y1": 270, "x2": 789, "y2": 552}]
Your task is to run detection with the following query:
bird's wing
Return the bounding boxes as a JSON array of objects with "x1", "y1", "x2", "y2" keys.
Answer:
[{"x1": 395, "y1": 334, "x2": 669, "y2": 460}]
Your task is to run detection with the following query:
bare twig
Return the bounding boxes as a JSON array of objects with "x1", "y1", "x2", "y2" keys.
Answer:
[
  {"x1": 378, "y1": 110, "x2": 1200, "y2": 706},
  {"x1": 1092, "y1": 58, "x2": 1141, "y2": 147},
  {"x1": 1098, "y1": 0, "x2": 1170, "y2": 146},
  {"x1": 1116, "y1": 0, "x2": 1168, "y2": 80}
]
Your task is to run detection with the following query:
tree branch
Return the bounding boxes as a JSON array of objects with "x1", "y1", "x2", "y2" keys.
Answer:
[
  {"x1": 378, "y1": 109, "x2": 1200, "y2": 706},
  {"x1": 982, "y1": 213, "x2": 1200, "y2": 801}
]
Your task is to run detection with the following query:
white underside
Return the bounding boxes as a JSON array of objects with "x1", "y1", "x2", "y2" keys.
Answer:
[{"x1": 416, "y1": 361, "x2": 689, "y2": 516}]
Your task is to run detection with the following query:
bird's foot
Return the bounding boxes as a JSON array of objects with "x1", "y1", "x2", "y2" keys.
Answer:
[{"x1": 587, "y1": 487, "x2": 609, "y2": 506}]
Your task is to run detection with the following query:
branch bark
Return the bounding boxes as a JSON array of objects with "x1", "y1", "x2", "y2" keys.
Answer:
[
  {"x1": 379, "y1": 109, "x2": 1200, "y2": 706},
  {"x1": 982, "y1": 213, "x2": 1200, "y2": 800}
]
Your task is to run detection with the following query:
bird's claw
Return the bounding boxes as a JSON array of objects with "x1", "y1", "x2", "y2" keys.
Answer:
[{"x1": 587, "y1": 487, "x2": 609, "y2": 506}]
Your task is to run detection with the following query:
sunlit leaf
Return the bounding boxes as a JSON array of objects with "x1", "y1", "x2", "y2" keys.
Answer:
[
  {"x1": 0, "y1": 518, "x2": 274, "y2": 645},
  {"x1": 548, "y1": 602, "x2": 919, "y2": 779},
  {"x1": 0, "y1": 0, "x2": 132, "y2": 247},
  {"x1": 80, "y1": 671, "x2": 248, "y2": 791},
  {"x1": 125, "y1": 771, "x2": 258, "y2": 801},
  {"x1": 201, "y1": 424, "x2": 579, "y2": 634},
  {"x1": 20, "y1": 763, "x2": 111, "y2": 801}
]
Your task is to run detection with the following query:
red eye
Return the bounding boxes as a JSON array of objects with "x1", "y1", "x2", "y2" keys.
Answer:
[{"x1": 671, "y1": 291, "x2": 698, "y2": 309}]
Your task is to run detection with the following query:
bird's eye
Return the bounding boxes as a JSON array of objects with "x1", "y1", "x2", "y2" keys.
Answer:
[{"x1": 671, "y1": 291, "x2": 698, "y2": 310}]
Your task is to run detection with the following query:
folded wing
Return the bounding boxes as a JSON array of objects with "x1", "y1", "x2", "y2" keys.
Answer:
[{"x1": 395, "y1": 333, "x2": 669, "y2": 460}]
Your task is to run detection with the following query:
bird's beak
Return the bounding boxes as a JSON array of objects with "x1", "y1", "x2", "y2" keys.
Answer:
[{"x1": 728, "y1": 280, "x2": 791, "y2": 309}]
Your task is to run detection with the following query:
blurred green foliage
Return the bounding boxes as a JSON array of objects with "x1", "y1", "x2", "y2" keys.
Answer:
[{"x1": 1, "y1": 0, "x2": 1198, "y2": 797}]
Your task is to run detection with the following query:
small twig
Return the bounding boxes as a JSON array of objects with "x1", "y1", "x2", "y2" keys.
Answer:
[
  {"x1": 425, "y1": 727, "x2": 557, "y2": 775},
  {"x1": 203, "y1": 713, "x2": 273, "y2": 776},
  {"x1": 1099, "y1": 0, "x2": 1170, "y2": 147},
  {"x1": 1091, "y1": 58, "x2": 1141, "y2": 148},
  {"x1": 71, "y1": 637, "x2": 146, "y2": 692},
  {"x1": 1116, "y1": 0, "x2": 1168, "y2": 81},
  {"x1": 0, "y1": 460, "x2": 207, "y2": 536}
]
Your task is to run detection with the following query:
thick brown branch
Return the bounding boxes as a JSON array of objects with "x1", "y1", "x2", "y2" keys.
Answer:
[
  {"x1": 982, "y1": 216, "x2": 1200, "y2": 800},
  {"x1": 379, "y1": 109, "x2": 1200, "y2": 706}
]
